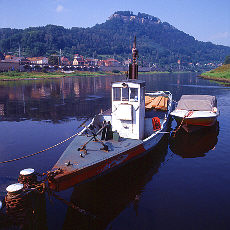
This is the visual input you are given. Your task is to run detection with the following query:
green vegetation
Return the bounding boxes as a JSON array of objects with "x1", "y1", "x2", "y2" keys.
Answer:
[
  {"x1": 48, "y1": 56, "x2": 59, "y2": 65},
  {"x1": 138, "y1": 71, "x2": 170, "y2": 74},
  {"x1": 201, "y1": 64, "x2": 230, "y2": 82},
  {"x1": 0, "y1": 11, "x2": 229, "y2": 65},
  {"x1": 224, "y1": 55, "x2": 230, "y2": 64},
  {"x1": 0, "y1": 71, "x2": 122, "y2": 80}
]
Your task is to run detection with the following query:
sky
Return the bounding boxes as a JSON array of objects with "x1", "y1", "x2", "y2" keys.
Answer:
[{"x1": 0, "y1": 0, "x2": 230, "y2": 46}]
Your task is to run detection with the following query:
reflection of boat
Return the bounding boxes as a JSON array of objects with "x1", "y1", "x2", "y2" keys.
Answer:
[
  {"x1": 170, "y1": 95, "x2": 219, "y2": 132},
  {"x1": 49, "y1": 38, "x2": 172, "y2": 192},
  {"x1": 62, "y1": 136, "x2": 169, "y2": 230},
  {"x1": 169, "y1": 122, "x2": 219, "y2": 158}
]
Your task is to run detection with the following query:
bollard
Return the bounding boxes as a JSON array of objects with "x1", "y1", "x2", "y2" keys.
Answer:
[
  {"x1": 20, "y1": 168, "x2": 35, "y2": 176},
  {"x1": 6, "y1": 183, "x2": 24, "y2": 194},
  {"x1": 18, "y1": 168, "x2": 37, "y2": 188},
  {"x1": 5, "y1": 183, "x2": 27, "y2": 223}
]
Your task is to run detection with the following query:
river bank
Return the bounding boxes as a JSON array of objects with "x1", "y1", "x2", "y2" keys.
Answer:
[
  {"x1": 0, "y1": 70, "x2": 195, "y2": 81},
  {"x1": 138, "y1": 71, "x2": 169, "y2": 74},
  {"x1": 200, "y1": 64, "x2": 230, "y2": 84},
  {"x1": 0, "y1": 70, "x2": 122, "y2": 81}
]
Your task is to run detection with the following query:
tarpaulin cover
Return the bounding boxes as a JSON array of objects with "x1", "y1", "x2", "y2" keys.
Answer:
[{"x1": 176, "y1": 95, "x2": 217, "y2": 111}]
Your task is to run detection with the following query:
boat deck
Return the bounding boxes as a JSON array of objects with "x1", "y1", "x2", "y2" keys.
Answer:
[{"x1": 53, "y1": 134, "x2": 143, "y2": 175}]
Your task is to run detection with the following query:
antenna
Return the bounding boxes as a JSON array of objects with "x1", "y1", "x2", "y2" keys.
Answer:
[
  {"x1": 128, "y1": 36, "x2": 138, "y2": 79},
  {"x1": 18, "y1": 44, "x2": 21, "y2": 57},
  {"x1": 59, "y1": 49, "x2": 62, "y2": 66}
]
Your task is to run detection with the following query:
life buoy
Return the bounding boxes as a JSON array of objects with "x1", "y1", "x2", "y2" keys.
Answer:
[{"x1": 152, "y1": 117, "x2": 161, "y2": 131}]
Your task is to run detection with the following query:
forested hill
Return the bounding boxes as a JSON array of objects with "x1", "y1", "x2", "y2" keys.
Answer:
[{"x1": 0, "y1": 11, "x2": 230, "y2": 64}]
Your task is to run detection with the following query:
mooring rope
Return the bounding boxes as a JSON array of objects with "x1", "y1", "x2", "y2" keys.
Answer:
[
  {"x1": 0, "y1": 118, "x2": 90, "y2": 164},
  {"x1": 0, "y1": 132, "x2": 81, "y2": 164},
  {"x1": 172, "y1": 111, "x2": 191, "y2": 137}
]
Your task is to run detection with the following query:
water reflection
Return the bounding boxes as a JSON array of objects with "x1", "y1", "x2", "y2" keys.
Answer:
[
  {"x1": 0, "y1": 76, "x2": 123, "y2": 122},
  {"x1": 170, "y1": 84, "x2": 228, "y2": 89},
  {"x1": 62, "y1": 135, "x2": 169, "y2": 230},
  {"x1": 169, "y1": 122, "x2": 219, "y2": 158},
  {"x1": 0, "y1": 73, "x2": 225, "y2": 122},
  {"x1": 0, "y1": 73, "x2": 228, "y2": 230}
]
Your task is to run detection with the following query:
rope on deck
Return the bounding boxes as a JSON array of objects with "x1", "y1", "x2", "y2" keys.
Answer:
[{"x1": 0, "y1": 118, "x2": 90, "y2": 164}]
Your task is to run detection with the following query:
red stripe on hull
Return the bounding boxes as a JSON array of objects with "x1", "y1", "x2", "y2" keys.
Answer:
[
  {"x1": 49, "y1": 144, "x2": 146, "y2": 191},
  {"x1": 175, "y1": 117, "x2": 216, "y2": 127}
]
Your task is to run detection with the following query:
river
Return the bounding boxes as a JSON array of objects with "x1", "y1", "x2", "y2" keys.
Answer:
[{"x1": 0, "y1": 73, "x2": 230, "y2": 230}]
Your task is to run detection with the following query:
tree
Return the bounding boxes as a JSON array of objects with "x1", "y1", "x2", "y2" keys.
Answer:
[
  {"x1": 48, "y1": 55, "x2": 59, "y2": 66},
  {"x1": 224, "y1": 55, "x2": 230, "y2": 64},
  {"x1": 0, "y1": 51, "x2": 4, "y2": 60}
]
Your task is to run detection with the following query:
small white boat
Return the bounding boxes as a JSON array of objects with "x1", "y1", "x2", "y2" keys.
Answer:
[
  {"x1": 170, "y1": 95, "x2": 219, "y2": 132},
  {"x1": 49, "y1": 38, "x2": 172, "y2": 191}
]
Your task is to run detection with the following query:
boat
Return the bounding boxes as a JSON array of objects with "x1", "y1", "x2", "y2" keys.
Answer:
[
  {"x1": 170, "y1": 95, "x2": 219, "y2": 132},
  {"x1": 62, "y1": 135, "x2": 169, "y2": 229},
  {"x1": 49, "y1": 38, "x2": 173, "y2": 192}
]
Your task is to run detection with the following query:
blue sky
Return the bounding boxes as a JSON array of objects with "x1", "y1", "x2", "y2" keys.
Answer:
[{"x1": 1, "y1": 0, "x2": 230, "y2": 46}]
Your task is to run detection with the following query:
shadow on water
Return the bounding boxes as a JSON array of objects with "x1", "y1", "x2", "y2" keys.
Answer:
[
  {"x1": 169, "y1": 122, "x2": 219, "y2": 158},
  {"x1": 61, "y1": 135, "x2": 170, "y2": 230}
]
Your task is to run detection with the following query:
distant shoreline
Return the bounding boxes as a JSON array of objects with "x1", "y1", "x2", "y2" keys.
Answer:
[
  {"x1": 199, "y1": 64, "x2": 230, "y2": 85},
  {"x1": 138, "y1": 71, "x2": 170, "y2": 74},
  {"x1": 0, "y1": 71, "x2": 122, "y2": 81},
  {"x1": 198, "y1": 74, "x2": 230, "y2": 83},
  {"x1": 0, "y1": 70, "x2": 185, "y2": 81},
  {"x1": 0, "y1": 70, "x2": 197, "y2": 81}
]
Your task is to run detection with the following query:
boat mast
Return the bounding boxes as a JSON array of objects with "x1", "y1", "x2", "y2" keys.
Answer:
[{"x1": 129, "y1": 36, "x2": 138, "y2": 80}]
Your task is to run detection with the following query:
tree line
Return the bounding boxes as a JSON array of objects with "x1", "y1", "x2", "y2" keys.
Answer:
[{"x1": 0, "y1": 11, "x2": 230, "y2": 65}]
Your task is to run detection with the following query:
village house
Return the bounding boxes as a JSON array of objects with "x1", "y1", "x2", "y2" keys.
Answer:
[
  {"x1": 85, "y1": 58, "x2": 98, "y2": 66},
  {"x1": 97, "y1": 60, "x2": 105, "y2": 66},
  {"x1": 4, "y1": 55, "x2": 14, "y2": 60},
  {"x1": 0, "y1": 61, "x2": 20, "y2": 71},
  {"x1": 73, "y1": 54, "x2": 86, "y2": 66},
  {"x1": 27, "y1": 57, "x2": 48, "y2": 65},
  {"x1": 61, "y1": 57, "x2": 70, "y2": 66},
  {"x1": 4, "y1": 55, "x2": 30, "y2": 65},
  {"x1": 103, "y1": 58, "x2": 120, "y2": 67},
  {"x1": 0, "y1": 56, "x2": 30, "y2": 71}
]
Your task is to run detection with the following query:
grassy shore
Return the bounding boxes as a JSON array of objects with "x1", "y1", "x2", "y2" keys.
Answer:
[
  {"x1": 0, "y1": 71, "x2": 122, "y2": 80},
  {"x1": 0, "y1": 70, "x2": 190, "y2": 80},
  {"x1": 139, "y1": 71, "x2": 193, "y2": 75},
  {"x1": 200, "y1": 64, "x2": 230, "y2": 83},
  {"x1": 138, "y1": 71, "x2": 170, "y2": 74}
]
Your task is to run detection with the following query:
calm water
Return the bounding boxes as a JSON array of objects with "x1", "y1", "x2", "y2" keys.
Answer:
[{"x1": 0, "y1": 73, "x2": 230, "y2": 230}]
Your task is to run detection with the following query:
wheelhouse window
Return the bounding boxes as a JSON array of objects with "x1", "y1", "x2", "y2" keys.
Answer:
[
  {"x1": 130, "y1": 88, "x2": 138, "y2": 101},
  {"x1": 122, "y1": 87, "x2": 129, "y2": 101},
  {"x1": 113, "y1": 87, "x2": 121, "y2": 101}
]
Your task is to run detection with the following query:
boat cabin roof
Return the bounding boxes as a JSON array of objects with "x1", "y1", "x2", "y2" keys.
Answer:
[{"x1": 112, "y1": 80, "x2": 145, "y2": 87}]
